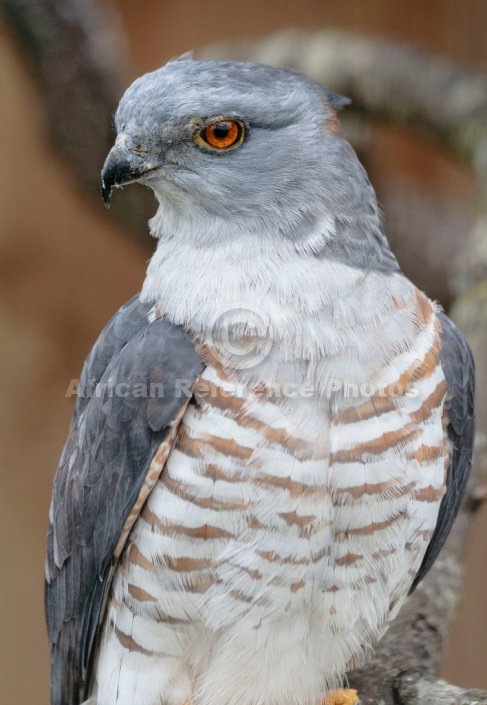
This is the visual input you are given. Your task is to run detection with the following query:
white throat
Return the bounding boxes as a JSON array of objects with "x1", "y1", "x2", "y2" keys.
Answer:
[{"x1": 141, "y1": 202, "x2": 418, "y2": 388}]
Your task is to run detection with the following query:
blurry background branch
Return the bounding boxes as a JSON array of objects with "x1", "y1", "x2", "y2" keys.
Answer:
[
  {"x1": 199, "y1": 30, "x2": 487, "y2": 171},
  {"x1": 0, "y1": 0, "x2": 154, "y2": 237},
  {"x1": 1, "y1": 6, "x2": 487, "y2": 704}
]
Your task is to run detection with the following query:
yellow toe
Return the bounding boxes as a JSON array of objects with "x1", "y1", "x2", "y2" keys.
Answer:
[{"x1": 323, "y1": 689, "x2": 359, "y2": 705}]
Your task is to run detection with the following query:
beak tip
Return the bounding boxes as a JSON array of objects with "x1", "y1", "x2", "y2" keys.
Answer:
[
  {"x1": 101, "y1": 184, "x2": 112, "y2": 208},
  {"x1": 101, "y1": 142, "x2": 147, "y2": 207},
  {"x1": 101, "y1": 178, "x2": 112, "y2": 207}
]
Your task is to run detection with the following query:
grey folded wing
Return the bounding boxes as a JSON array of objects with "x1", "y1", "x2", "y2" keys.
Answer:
[
  {"x1": 45, "y1": 295, "x2": 203, "y2": 705},
  {"x1": 410, "y1": 312, "x2": 475, "y2": 592}
]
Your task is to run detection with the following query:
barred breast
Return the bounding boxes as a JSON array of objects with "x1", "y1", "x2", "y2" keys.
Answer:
[{"x1": 95, "y1": 291, "x2": 447, "y2": 705}]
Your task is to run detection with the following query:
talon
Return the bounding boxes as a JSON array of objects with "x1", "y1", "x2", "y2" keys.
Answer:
[{"x1": 323, "y1": 688, "x2": 360, "y2": 705}]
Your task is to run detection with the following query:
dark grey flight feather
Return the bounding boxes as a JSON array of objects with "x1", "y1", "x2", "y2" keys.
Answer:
[
  {"x1": 409, "y1": 312, "x2": 475, "y2": 592},
  {"x1": 45, "y1": 295, "x2": 203, "y2": 705}
]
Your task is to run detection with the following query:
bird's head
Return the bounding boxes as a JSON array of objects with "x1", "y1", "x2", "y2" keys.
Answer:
[
  {"x1": 103, "y1": 61, "x2": 353, "y2": 228},
  {"x1": 102, "y1": 57, "x2": 396, "y2": 272}
]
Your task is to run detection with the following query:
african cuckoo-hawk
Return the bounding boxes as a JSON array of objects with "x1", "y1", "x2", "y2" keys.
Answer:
[{"x1": 45, "y1": 58, "x2": 475, "y2": 705}]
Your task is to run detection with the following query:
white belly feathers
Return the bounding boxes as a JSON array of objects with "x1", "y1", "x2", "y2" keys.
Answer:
[{"x1": 94, "y1": 294, "x2": 447, "y2": 705}]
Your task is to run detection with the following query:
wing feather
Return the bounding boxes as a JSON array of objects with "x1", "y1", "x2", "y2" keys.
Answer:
[
  {"x1": 410, "y1": 312, "x2": 475, "y2": 591},
  {"x1": 45, "y1": 295, "x2": 203, "y2": 705}
]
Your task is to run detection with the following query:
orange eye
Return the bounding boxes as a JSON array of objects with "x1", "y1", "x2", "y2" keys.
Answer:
[{"x1": 196, "y1": 119, "x2": 245, "y2": 151}]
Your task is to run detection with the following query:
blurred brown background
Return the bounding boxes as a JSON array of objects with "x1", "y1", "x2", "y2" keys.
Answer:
[{"x1": 0, "y1": 1, "x2": 485, "y2": 703}]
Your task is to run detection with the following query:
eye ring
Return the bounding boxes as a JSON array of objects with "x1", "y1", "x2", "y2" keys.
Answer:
[{"x1": 195, "y1": 119, "x2": 245, "y2": 152}]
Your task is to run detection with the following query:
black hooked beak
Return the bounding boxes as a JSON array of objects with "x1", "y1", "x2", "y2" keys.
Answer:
[{"x1": 101, "y1": 145, "x2": 151, "y2": 207}]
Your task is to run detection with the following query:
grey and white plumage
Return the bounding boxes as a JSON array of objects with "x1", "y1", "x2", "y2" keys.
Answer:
[{"x1": 46, "y1": 58, "x2": 475, "y2": 705}]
